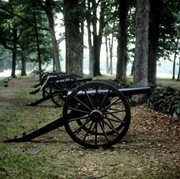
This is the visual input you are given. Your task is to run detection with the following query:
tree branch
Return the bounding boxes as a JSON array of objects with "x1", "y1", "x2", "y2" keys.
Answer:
[{"x1": 0, "y1": 6, "x2": 49, "y2": 31}]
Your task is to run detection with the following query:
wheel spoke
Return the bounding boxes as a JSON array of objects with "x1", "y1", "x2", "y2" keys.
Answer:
[
  {"x1": 54, "y1": 81, "x2": 64, "y2": 90},
  {"x1": 99, "y1": 121, "x2": 110, "y2": 143},
  {"x1": 83, "y1": 121, "x2": 94, "y2": 142},
  {"x1": 68, "y1": 79, "x2": 77, "y2": 89},
  {"x1": 103, "y1": 115, "x2": 125, "y2": 124},
  {"x1": 74, "y1": 96, "x2": 92, "y2": 111},
  {"x1": 72, "y1": 118, "x2": 91, "y2": 134},
  {"x1": 102, "y1": 119, "x2": 121, "y2": 135},
  {"x1": 84, "y1": 89, "x2": 95, "y2": 109},
  {"x1": 94, "y1": 122, "x2": 98, "y2": 145},
  {"x1": 99, "y1": 89, "x2": 111, "y2": 109},
  {"x1": 68, "y1": 115, "x2": 90, "y2": 122},
  {"x1": 103, "y1": 97, "x2": 122, "y2": 111},
  {"x1": 68, "y1": 106, "x2": 90, "y2": 114}
]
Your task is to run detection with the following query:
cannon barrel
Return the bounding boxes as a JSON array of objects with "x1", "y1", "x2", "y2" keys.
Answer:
[
  {"x1": 53, "y1": 77, "x2": 92, "y2": 84},
  {"x1": 67, "y1": 86, "x2": 151, "y2": 98},
  {"x1": 120, "y1": 87, "x2": 151, "y2": 96}
]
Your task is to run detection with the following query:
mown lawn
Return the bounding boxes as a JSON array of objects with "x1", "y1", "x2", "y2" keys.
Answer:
[{"x1": 0, "y1": 76, "x2": 179, "y2": 178}]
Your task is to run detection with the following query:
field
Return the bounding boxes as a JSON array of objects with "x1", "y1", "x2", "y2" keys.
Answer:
[{"x1": 0, "y1": 76, "x2": 179, "y2": 178}]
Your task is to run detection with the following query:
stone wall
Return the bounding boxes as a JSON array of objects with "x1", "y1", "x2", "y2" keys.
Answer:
[{"x1": 147, "y1": 86, "x2": 180, "y2": 119}]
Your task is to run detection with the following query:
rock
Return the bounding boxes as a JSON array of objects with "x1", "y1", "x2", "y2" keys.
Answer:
[{"x1": 147, "y1": 86, "x2": 180, "y2": 119}]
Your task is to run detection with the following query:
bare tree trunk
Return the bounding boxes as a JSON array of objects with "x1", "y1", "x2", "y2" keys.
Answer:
[
  {"x1": 116, "y1": 0, "x2": 128, "y2": 82},
  {"x1": 105, "y1": 36, "x2": 109, "y2": 73},
  {"x1": 109, "y1": 34, "x2": 114, "y2": 74},
  {"x1": 11, "y1": 49, "x2": 16, "y2": 77},
  {"x1": 172, "y1": 37, "x2": 179, "y2": 80},
  {"x1": 32, "y1": 2, "x2": 42, "y2": 82},
  {"x1": 148, "y1": 0, "x2": 162, "y2": 85},
  {"x1": 87, "y1": 0, "x2": 105, "y2": 77},
  {"x1": 0, "y1": 60, "x2": 4, "y2": 72},
  {"x1": 133, "y1": 0, "x2": 150, "y2": 103},
  {"x1": 130, "y1": 60, "x2": 135, "y2": 76},
  {"x1": 11, "y1": 29, "x2": 17, "y2": 78},
  {"x1": 42, "y1": 0, "x2": 61, "y2": 72},
  {"x1": 21, "y1": 48, "x2": 26, "y2": 76},
  {"x1": 87, "y1": 18, "x2": 94, "y2": 76},
  {"x1": 64, "y1": 0, "x2": 83, "y2": 76},
  {"x1": 177, "y1": 58, "x2": 180, "y2": 81}
]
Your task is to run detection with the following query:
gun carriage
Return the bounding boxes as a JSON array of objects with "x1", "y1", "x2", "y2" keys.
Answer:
[
  {"x1": 28, "y1": 72, "x2": 92, "y2": 107},
  {"x1": 4, "y1": 80, "x2": 151, "y2": 148}
]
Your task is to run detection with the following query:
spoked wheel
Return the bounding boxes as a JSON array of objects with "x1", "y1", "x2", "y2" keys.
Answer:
[
  {"x1": 50, "y1": 75, "x2": 80, "y2": 107},
  {"x1": 41, "y1": 72, "x2": 63, "y2": 97},
  {"x1": 63, "y1": 81, "x2": 131, "y2": 148}
]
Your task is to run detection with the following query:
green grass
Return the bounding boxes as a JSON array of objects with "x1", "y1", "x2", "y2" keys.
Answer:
[
  {"x1": 0, "y1": 80, "x2": 5, "y2": 88},
  {"x1": 0, "y1": 75, "x2": 179, "y2": 179}
]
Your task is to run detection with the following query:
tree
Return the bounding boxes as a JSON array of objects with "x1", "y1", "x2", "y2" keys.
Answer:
[
  {"x1": 116, "y1": 0, "x2": 129, "y2": 82},
  {"x1": 148, "y1": 0, "x2": 162, "y2": 85},
  {"x1": 64, "y1": 0, "x2": 83, "y2": 76},
  {"x1": 0, "y1": 0, "x2": 22, "y2": 77},
  {"x1": 133, "y1": 0, "x2": 150, "y2": 102},
  {"x1": 172, "y1": 37, "x2": 179, "y2": 80},
  {"x1": 40, "y1": 0, "x2": 61, "y2": 73},
  {"x1": 177, "y1": 57, "x2": 180, "y2": 81},
  {"x1": 87, "y1": 0, "x2": 114, "y2": 76}
]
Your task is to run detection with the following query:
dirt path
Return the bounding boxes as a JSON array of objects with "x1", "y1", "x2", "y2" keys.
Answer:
[{"x1": 0, "y1": 77, "x2": 180, "y2": 178}]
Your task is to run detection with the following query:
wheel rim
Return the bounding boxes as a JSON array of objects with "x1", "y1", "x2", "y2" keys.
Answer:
[
  {"x1": 63, "y1": 81, "x2": 131, "y2": 148},
  {"x1": 50, "y1": 75, "x2": 80, "y2": 107}
]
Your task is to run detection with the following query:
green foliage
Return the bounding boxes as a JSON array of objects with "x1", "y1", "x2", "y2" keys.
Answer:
[
  {"x1": 0, "y1": 0, "x2": 56, "y2": 72},
  {"x1": 158, "y1": 0, "x2": 180, "y2": 60}
]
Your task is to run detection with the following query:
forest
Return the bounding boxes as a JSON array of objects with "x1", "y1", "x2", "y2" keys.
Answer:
[{"x1": 0, "y1": 0, "x2": 180, "y2": 85}]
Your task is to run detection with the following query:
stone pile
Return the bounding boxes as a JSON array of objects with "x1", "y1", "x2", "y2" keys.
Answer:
[{"x1": 147, "y1": 86, "x2": 180, "y2": 119}]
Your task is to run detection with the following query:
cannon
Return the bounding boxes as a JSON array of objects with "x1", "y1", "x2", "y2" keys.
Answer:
[
  {"x1": 4, "y1": 81, "x2": 151, "y2": 148},
  {"x1": 28, "y1": 73, "x2": 92, "y2": 107},
  {"x1": 30, "y1": 72, "x2": 67, "y2": 96}
]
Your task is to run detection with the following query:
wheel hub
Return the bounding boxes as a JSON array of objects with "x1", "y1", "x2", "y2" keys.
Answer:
[{"x1": 90, "y1": 110, "x2": 102, "y2": 122}]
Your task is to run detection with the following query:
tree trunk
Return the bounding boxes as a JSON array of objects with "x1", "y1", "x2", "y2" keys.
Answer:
[
  {"x1": 21, "y1": 49, "x2": 26, "y2": 76},
  {"x1": 109, "y1": 34, "x2": 114, "y2": 74},
  {"x1": 11, "y1": 49, "x2": 16, "y2": 77},
  {"x1": 148, "y1": 0, "x2": 162, "y2": 85},
  {"x1": 32, "y1": 2, "x2": 42, "y2": 82},
  {"x1": 130, "y1": 60, "x2": 135, "y2": 76},
  {"x1": 172, "y1": 37, "x2": 179, "y2": 80},
  {"x1": 105, "y1": 36, "x2": 109, "y2": 73},
  {"x1": 93, "y1": 1, "x2": 105, "y2": 76},
  {"x1": 133, "y1": 0, "x2": 150, "y2": 103},
  {"x1": 43, "y1": 0, "x2": 61, "y2": 72},
  {"x1": 64, "y1": 0, "x2": 83, "y2": 76},
  {"x1": 87, "y1": 0, "x2": 105, "y2": 77},
  {"x1": 0, "y1": 59, "x2": 4, "y2": 72},
  {"x1": 11, "y1": 29, "x2": 18, "y2": 78},
  {"x1": 177, "y1": 58, "x2": 180, "y2": 81},
  {"x1": 92, "y1": 0, "x2": 99, "y2": 76},
  {"x1": 87, "y1": 0, "x2": 94, "y2": 76},
  {"x1": 116, "y1": 0, "x2": 128, "y2": 82}
]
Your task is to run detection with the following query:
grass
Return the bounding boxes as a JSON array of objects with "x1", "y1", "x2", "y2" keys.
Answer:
[
  {"x1": 0, "y1": 75, "x2": 179, "y2": 178},
  {"x1": 0, "y1": 80, "x2": 5, "y2": 88}
]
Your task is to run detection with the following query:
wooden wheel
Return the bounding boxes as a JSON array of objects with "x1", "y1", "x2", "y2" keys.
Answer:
[
  {"x1": 41, "y1": 72, "x2": 63, "y2": 97},
  {"x1": 50, "y1": 75, "x2": 80, "y2": 107},
  {"x1": 63, "y1": 81, "x2": 131, "y2": 148}
]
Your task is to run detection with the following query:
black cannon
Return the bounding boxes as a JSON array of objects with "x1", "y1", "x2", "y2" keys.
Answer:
[
  {"x1": 30, "y1": 72, "x2": 69, "y2": 96},
  {"x1": 4, "y1": 81, "x2": 151, "y2": 148},
  {"x1": 28, "y1": 73, "x2": 92, "y2": 107}
]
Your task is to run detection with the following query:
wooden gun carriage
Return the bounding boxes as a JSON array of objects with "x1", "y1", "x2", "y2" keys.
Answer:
[
  {"x1": 28, "y1": 72, "x2": 92, "y2": 107},
  {"x1": 4, "y1": 80, "x2": 151, "y2": 148}
]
